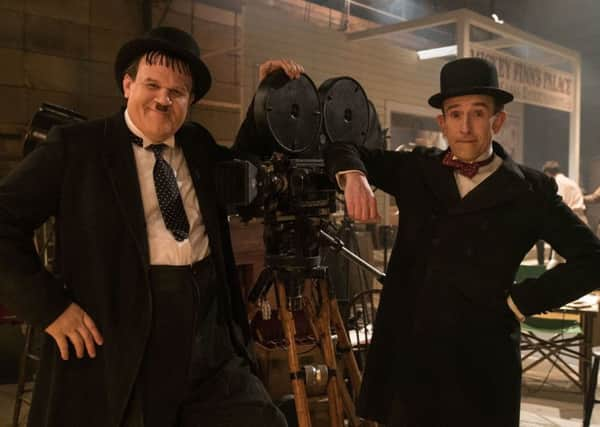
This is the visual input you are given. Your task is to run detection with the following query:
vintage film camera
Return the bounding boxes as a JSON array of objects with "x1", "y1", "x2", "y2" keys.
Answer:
[
  {"x1": 216, "y1": 71, "x2": 387, "y2": 427},
  {"x1": 216, "y1": 70, "x2": 384, "y2": 308}
]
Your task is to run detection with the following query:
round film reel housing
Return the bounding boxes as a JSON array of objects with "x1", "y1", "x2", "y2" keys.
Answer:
[
  {"x1": 319, "y1": 76, "x2": 369, "y2": 146},
  {"x1": 254, "y1": 70, "x2": 322, "y2": 155}
]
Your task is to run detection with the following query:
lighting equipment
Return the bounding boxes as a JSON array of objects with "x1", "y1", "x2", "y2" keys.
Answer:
[
  {"x1": 416, "y1": 44, "x2": 457, "y2": 60},
  {"x1": 22, "y1": 103, "x2": 86, "y2": 158}
]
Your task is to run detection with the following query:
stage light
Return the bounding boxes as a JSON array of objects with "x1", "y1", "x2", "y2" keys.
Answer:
[
  {"x1": 417, "y1": 45, "x2": 457, "y2": 60},
  {"x1": 491, "y1": 13, "x2": 504, "y2": 24}
]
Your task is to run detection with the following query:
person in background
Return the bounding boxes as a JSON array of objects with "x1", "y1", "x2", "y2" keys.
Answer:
[
  {"x1": 584, "y1": 184, "x2": 600, "y2": 205},
  {"x1": 325, "y1": 57, "x2": 600, "y2": 426},
  {"x1": 0, "y1": 26, "x2": 302, "y2": 427},
  {"x1": 542, "y1": 160, "x2": 589, "y2": 268},
  {"x1": 584, "y1": 184, "x2": 600, "y2": 237},
  {"x1": 542, "y1": 160, "x2": 588, "y2": 224}
]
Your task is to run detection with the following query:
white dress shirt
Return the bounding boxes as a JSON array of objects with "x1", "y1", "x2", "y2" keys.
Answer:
[{"x1": 125, "y1": 110, "x2": 210, "y2": 265}]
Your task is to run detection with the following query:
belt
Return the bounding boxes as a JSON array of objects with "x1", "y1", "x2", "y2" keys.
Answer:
[{"x1": 148, "y1": 256, "x2": 215, "y2": 292}]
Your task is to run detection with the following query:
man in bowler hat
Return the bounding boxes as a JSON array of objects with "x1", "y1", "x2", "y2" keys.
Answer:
[
  {"x1": 325, "y1": 57, "x2": 600, "y2": 426},
  {"x1": 0, "y1": 27, "x2": 303, "y2": 426}
]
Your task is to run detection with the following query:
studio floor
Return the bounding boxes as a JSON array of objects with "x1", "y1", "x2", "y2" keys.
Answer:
[
  {"x1": 520, "y1": 359, "x2": 600, "y2": 427},
  {"x1": 2, "y1": 357, "x2": 600, "y2": 427}
]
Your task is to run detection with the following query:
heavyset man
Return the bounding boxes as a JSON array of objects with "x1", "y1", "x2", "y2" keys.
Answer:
[
  {"x1": 0, "y1": 27, "x2": 302, "y2": 427},
  {"x1": 326, "y1": 57, "x2": 600, "y2": 426}
]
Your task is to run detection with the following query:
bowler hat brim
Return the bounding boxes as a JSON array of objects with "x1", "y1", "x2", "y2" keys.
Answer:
[
  {"x1": 428, "y1": 86, "x2": 514, "y2": 109},
  {"x1": 115, "y1": 38, "x2": 211, "y2": 104}
]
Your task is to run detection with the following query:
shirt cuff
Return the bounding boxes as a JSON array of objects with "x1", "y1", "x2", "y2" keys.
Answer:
[
  {"x1": 507, "y1": 295, "x2": 526, "y2": 322},
  {"x1": 335, "y1": 170, "x2": 365, "y2": 190}
]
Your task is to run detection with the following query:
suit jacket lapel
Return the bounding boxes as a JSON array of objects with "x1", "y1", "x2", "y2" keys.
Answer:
[
  {"x1": 420, "y1": 150, "x2": 461, "y2": 213},
  {"x1": 178, "y1": 131, "x2": 221, "y2": 255},
  {"x1": 101, "y1": 112, "x2": 149, "y2": 267},
  {"x1": 448, "y1": 142, "x2": 532, "y2": 215}
]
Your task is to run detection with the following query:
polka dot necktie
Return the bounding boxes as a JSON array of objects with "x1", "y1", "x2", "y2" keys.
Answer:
[{"x1": 147, "y1": 144, "x2": 190, "y2": 241}]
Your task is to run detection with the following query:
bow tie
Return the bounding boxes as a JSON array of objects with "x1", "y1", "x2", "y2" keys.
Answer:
[{"x1": 442, "y1": 151, "x2": 494, "y2": 178}]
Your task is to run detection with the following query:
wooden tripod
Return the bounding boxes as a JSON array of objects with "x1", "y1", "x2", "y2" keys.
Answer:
[{"x1": 275, "y1": 277, "x2": 375, "y2": 427}]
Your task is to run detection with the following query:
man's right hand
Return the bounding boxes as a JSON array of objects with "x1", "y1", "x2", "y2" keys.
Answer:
[
  {"x1": 258, "y1": 59, "x2": 304, "y2": 84},
  {"x1": 344, "y1": 172, "x2": 379, "y2": 222},
  {"x1": 45, "y1": 302, "x2": 103, "y2": 360}
]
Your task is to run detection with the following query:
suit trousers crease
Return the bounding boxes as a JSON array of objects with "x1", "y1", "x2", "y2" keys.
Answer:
[{"x1": 121, "y1": 256, "x2": 286, "y2": 427}]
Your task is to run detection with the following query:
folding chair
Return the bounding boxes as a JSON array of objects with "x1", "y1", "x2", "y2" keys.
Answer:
[
  {"x1": 520, "y1": 316, "x2": 585, "y2": 390},
  {"x1": 346, "y1": 289, "x2": 381, "y2": 372},
  {"x1": 0, "y1": 305, "x2": 40, "y2": 427},
  {"x1": 517, "y1": 264, "x2": 586, "y2": 390}
]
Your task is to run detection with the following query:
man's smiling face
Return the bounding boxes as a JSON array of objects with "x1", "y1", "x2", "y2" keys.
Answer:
[{"x1": 123, "y1": 54, "x2": 193, "y2": 142}]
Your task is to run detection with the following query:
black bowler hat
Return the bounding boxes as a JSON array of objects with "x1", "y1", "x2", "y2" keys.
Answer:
[
  {"x1": 428, "y1": 57, "x2": 513, "y2": 109},
  {"x1": 114, "y1": 26, "x2": 211, "y2": 103}
]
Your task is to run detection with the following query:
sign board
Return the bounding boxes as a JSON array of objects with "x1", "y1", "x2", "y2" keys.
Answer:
[{"x1": 471, "y1": 46, "x2": 574, "y2": 112}]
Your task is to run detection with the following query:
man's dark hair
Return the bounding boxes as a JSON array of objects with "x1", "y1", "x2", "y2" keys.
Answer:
[
  {"x1": 542, "y1": 160, "x2": 561, "y2": 176},
  {"x1": 491, "y1": 100, "x2": 504, "y2": 115},
  {"x1": 124, "y1": 50, "x2": 193, "y2": 92}
]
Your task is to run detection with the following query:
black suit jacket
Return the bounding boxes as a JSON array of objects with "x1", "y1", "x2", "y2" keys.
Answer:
[
  {"x1": 0, "y1": 112, "x2": 251, "y2": 426},
  {"x1": 325, "y1": 141, "x2": 600, "y2": 426}
]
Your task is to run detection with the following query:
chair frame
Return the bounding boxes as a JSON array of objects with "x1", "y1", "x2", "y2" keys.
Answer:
[
  {"x1": 12, "y1": 323, "x2": 39, "y2": 427},
  {"x1": 346, "y1": 288, "x2": 381, "y2": 372},
  {"x1": 521, "y1": 328, "x2": 586, "y2": 390}
]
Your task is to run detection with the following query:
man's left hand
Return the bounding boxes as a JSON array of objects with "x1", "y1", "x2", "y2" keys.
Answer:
[{"x1": 258, "y1": 59, "x2": 304, "y2": 83}]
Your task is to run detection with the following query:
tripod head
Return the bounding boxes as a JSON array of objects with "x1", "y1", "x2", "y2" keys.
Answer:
[{"x1": 249, "y1": 218, "x2": 385, "y2": 313}]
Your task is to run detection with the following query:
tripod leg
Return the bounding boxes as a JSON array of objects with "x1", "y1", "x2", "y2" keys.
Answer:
[
  {"x1": 336, "y1": 373, "x2": 361, "y2": 427},
  {"x1": 315, "y1": 279, "x2": 344, "y2": 427},
  {"x1": 302, "y1": 286, "x2": 321, "y2": 344},
  {"x1": 331, "y1": 289, "x2": 380, "y2": 426},
  {"x1": 329, "y1": 296, "x2": 362, "y2": 400},
  {"x1": 306, "y1": 291, "x2": 359, "y2": 425},
  {"x1": 332, "y1": 296, "x2": 379, "y2": 427},
  {"x1": 276, "y1": 281, "x2": 312, "y2": 427},
  {"x1": 305, "y1": 281, "x2": 363, "y2": 426}
]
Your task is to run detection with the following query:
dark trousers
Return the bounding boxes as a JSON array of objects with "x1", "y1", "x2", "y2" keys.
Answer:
[{"x1": 122, "y1": 257, "x2": 286, "y2": 427}]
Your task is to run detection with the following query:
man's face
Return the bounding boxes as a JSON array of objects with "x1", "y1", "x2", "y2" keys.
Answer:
[
  {"x1": 437, "y1": 94, "x2": 506, "y2": 162},
  {"x1": 123, "y1": 56, "x2": 193, "y2": 142}
]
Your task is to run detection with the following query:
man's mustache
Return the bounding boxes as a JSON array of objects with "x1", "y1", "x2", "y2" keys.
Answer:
[{"x1": 155, "y1": 102, "x2": 170, "y2": 112}]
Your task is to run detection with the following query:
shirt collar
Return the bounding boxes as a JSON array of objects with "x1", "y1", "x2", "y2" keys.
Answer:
[
  {"x1": 124, "y1": 109, "x2": 175, "y2": 149},
  {"x1": 478, "y1": 143, "x2": 494, "y2": 162}
]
